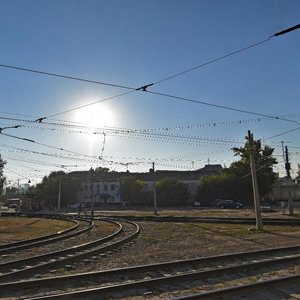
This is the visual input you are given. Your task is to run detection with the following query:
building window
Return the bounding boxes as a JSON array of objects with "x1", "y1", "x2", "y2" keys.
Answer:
[
  {"x1": 104, "y1": 184, "x2": 108, "y2": 191},
  {"x1": 97, "y1": 185, "x2": 100, "y2": 194},
  {"x1": 111, "y1": 184, "x2": 115, "y2": 191}
]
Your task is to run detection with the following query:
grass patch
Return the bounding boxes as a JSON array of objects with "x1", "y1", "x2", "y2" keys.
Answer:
[{"x1": 0, "y1": 217, "x2": 72, "y2": 244}]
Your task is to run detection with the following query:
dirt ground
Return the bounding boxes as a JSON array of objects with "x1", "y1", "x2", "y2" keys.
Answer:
[{"x1": 0, "y1": 217, "x2": 72, "y2": 244}]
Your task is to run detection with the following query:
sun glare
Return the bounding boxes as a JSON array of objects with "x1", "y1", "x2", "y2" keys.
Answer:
[{"x1": 74, "y1": 104, "x2": 114, "y2": 129}]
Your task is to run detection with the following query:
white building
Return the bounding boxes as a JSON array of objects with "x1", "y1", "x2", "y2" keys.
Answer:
[
  {"x1": 73, "y1": 164, "x2": 222, "y2": 206},
  {"x1": 75, "y1": 179, "x2": 121, "y2": 207}
]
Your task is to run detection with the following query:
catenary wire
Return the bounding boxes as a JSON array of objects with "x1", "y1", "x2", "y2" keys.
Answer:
[
  {"x1": 145, "y1": 90, "x2": 299, "y2": 124},
  {"x1": 1, "y1": 26, "x2": 298, "y2": 124},
  {"x1": 0, "y1": 63, "x2": 135, "y2": 90}
]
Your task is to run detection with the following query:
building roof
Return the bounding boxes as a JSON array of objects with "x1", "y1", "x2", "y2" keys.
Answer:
[{"x1": 70, "y1": 164, "x2": 222, "y2": 183}]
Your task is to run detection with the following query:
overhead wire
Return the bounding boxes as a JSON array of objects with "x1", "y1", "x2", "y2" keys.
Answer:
[
  {"x1": 145, "y1": 90, "x2": 299, "y2": 125},
  {"x1": 3, "y1": 112, "x2": 298, "y2": 133},
  {"x1": 0, "y1": 63, "x2": 135, "y2": 90},
  {"x1": 1, "y1": 25, "x2": 299, "y2": 124},
  {"x1": 1, "y1": 24, "x2": 299, "y2": 179},
  {"x1": 153, "y1": 37, "x2": 272, "y2": 85},
  {"x1": 264, "y1": 126, "x2": 300, "y2": 140}
]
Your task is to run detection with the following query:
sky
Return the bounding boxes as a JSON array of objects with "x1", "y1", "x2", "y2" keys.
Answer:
[{"x1": 0, "y1": 0, "x2": 299, "y2": 187}]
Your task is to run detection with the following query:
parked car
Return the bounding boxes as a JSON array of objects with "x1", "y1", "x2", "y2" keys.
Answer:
[
  {"x1": 260, "y1": 206, "x2": 273, "y2": 212},
  {"x1": 8, "y1": 203, "x2": 18, "y2": 209},
  {"x1": 68, "y1": 203, "x2": 81, "y2": 209},
  {"x1": 217, "y1": 200, "x2": 243, "y2": 209}
]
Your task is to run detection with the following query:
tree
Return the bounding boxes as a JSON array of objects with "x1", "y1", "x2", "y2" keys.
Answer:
[
  {"x1": 32, "y1": 171, "x2": 80, "y2": 209},
  {"x1": 120, "y1": 176, "x2": 145, "y2": 205},
  {"x1": 198, "y1": 134, "x2": 277, "y2": 205},
  {"x1": 197, "y1": 172, "x2": 236, "y2": 205},
  {"x1": 156, "y1": 178, "x2": 189, "y2": 206},
  {"x1": 231, "y1": 133, "x2": 277, "y2": 198},
  {"x1": 0, "y1": 155, "x2": 6, "y2": 202},
  {"x1": 94, "y1": 167, "x2": 110, "y2": 174}
]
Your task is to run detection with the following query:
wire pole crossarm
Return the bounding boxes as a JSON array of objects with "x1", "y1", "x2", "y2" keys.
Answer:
[{"x1": 248, "y1": 130, "x2": 263, "y2": 230}]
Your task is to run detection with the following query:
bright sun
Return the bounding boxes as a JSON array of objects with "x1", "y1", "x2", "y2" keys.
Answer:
[{"x1": 74, "y1": 104, "x2": 114, "y2": 128}]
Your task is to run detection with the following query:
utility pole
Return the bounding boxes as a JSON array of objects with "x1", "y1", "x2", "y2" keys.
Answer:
[
  {"x1": 58, "y1": 175, "x2": 61, "y2": 210},
  {"x1": 0, "y1": 155, "x2": 4, "y2": 217},
  {"x1": 90, "y1": 168, "x2": 94, "y2": 219},
  {"x1": 285, "y1": 146, "x2": 291, "y2": 178},
  {"x1": 284, "y1": 146, "x2": 294, "y2": 214},
  {"x1": 152, "y1": 162, "x2": 158, "y2": 216},
  {"x1": 248, "y1": 130, "x2": 263, "y2": 230}
]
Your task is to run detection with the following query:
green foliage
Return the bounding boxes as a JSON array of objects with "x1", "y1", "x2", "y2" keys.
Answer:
[
  {"x1": 198, "y1": 134, "x2": 277, "y2": 205},
  {"x1": 31, "y1": 171, "x2": 80, "y2": 208},
  {"x1": 120, "y1": 176, "x2": 146, "y2": 205},
  {"x1": 94, "y1": 167, "x2": 110, "y2": 174},
  {"x1": 0, "y1": 176, "x2": 5, "y2": 201},
  {"x1": 156, "y1": 178, "x2": 189, "y2": 206}
]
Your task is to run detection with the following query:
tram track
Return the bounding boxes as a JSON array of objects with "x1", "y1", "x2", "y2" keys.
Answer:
[
  {"x1": 1, "y1": 214, "x2": 300, "y2": 299},
  {"x1": 1, "y1": 241, "x2": 300, "y2": 299},
  {"x1": 0, "y1": 216, "x2": 93, "y2": 255},
  {"x1": 0, "y1": 218, "x2": 139, "y2": 283}
]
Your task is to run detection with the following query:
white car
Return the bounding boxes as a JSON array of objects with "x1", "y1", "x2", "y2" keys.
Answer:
[{"x1": 68, "y1": 203, "x2": 81, "y2": 209}]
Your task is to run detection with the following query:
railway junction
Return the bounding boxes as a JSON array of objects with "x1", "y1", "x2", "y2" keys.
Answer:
[{"x1": 1, "y1": 208, "x2": 300, "y2": 299}]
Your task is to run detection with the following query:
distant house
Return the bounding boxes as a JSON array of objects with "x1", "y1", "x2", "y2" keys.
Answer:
[
  {"x1": 76, "y1": 179, "x2": 121, "y2": 206},
  {"x1": 73, "y1": 164, "x2": 222, "y2": 206},
  {"x1": 272, "y1": 177, "x2": 300, "y2": 203}
]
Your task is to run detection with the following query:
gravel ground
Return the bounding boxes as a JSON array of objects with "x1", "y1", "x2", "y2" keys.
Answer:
[
  {"x1": 0, "y1": 220, "x2": 118, "y2": 263},
  {"x1": 3, "y1": 209, "x2": 300, "y2": 274},
  {"x1": 68, "y1": 218, "x2": 300, "y2": 274}
]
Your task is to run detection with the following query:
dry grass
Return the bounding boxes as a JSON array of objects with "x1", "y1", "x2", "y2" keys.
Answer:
[
  {"x1": 0, "y1": 217, "x2": 72, "y2": 244},
  {"x1": 96, "y1": 207, "x2": 300, "y2": 219}
]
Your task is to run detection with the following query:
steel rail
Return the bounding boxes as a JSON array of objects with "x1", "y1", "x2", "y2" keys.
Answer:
[
  {"x1": 173, "y1": 273, "x2": 300, "y2": 299},
  {"x1": 0, "y1": 214, "x2": 80, "y2": 251},
  {"x1": 1, "y1": 240, "x2": 300, "y2": 299},
  {"x1": 0, "y1": 218, "x2": 94, "y2": 254},
  {"x1": 0, "y1": 219, "x2": 139, "y2": 283},
  {"x1": 103, "y1": 214, "x2": 300, "y2": 226},
  {"x1": 6, "y1": 250, "x2": 300, "y2": 300}
]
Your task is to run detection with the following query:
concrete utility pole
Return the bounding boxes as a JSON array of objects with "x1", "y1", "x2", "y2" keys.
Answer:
[
  {"x1": 90, "y1": 169, "x2": 94, "y2": 219},
  {"x1": 248, "y1": 130, "x2": 263, "y2": 230},
  {"x1": 284, "y1": 146, "x2": 294, "y2": 214},
  {"x1": 152, "y1": 162, "x2": 158, "y2": 216},
  {"x1": 58, "y1": 175, "x2": 61, "y2": 210},
  {"x1": 285, "y1": 146, "x2": 291, "y2": 179}
]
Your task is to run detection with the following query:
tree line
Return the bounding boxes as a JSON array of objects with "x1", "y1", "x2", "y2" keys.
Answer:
[{"x1": 6, "y1": 134, "x2": 278, "y2": 209}]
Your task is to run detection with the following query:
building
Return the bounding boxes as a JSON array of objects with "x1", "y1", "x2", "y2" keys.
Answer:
[
  {"x1": 76, "y1": 178, "x2": 121, "y2": 207},
  {"x1": 73, "y1": 164, "x2": 222, "y2": 206},
  {"x1": 272, "y1": 177, "x2": 300, "y2": 203}
]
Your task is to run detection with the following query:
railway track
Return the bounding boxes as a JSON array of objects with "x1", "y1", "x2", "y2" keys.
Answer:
[
  {"x1": 0, "y1": 217, "x2": 139, "y2": 283},
  {"x1": 1, "y1": 242, "x2": 300, "y2": 299},
  {"x1": 0, "y1": 216, "x2": 93, "y2": 255}
]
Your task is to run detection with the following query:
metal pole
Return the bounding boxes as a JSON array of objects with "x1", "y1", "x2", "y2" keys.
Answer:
[
  {"x1": 284, "y1": 146, "x2": 294, "y2": 214},
  {"x1": 58, "y1": 175, "x2": 61, "y2": 210},
  {"x1": 248, "y1": 130, "x2": 263, "y2": 230},
  {"x1": 90, "y1": 169, "x2": 94, "y2": 219},
  {"x1": 152, "y1": 162, "x2": 158, "y2": 215}
]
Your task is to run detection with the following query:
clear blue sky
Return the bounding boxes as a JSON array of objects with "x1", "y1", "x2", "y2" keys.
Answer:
[{"x1": 0, "y1": 0, "x2": 299, "y2": 186}]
